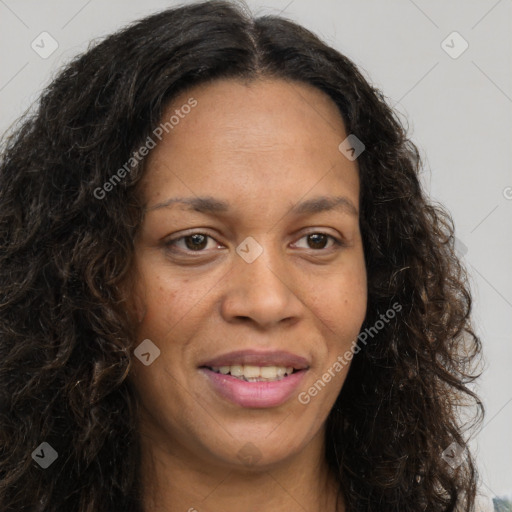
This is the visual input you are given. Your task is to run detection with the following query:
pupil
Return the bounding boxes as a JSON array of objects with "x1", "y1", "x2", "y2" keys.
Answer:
[
  {"x1": 185, "y1": 234, "x2": 207, "y2": 250},
  {"x1": 308, "y1": 234, "x2": 327, "y2": 249}
]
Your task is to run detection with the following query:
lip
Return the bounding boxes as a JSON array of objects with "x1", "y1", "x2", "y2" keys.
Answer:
[
  {"x1": 199, "y1": 367, "x2": 308, "y2": 408},
  {"x1": 198, "y1": 349, "x2": 310, "y2": 370}
]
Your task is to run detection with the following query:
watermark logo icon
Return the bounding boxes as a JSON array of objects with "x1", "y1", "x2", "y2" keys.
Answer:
[
  {"x1": 236, "y1": 236, "x2": 263, "y2": 263},
  {"x1": 441, "y1": 32, "x2": 469, "y2": 59},
  {"x1": 31, "y1": 442, "x2": 58, "y2": 469},
  {"x1": 237, "y1": 442, "x2": 262, "y2": 466},
  {"x1": 338, "y1": 134, "x2": 365, "y2": 161},
  {"x1": 454, "y1": 237, "x2": 468, "y2": 257},
  {"x1": 31, "y1": 32, "x2": 59, "y2": 59},
  {"x1": 441, "y1": 441, "x2": 465, "y2": 469},
  {"x1": 134, "y1": 339, "x2": 161, "y2": 366}
]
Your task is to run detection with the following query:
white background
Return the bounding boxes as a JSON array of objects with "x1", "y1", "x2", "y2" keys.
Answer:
[{"x1": 1, "y1": 0, "x2": 510, "y2": 503}]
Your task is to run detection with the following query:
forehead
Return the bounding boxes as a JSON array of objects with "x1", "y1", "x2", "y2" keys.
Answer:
[
  {"x1": 155, "y1": 78, "x2": 347, "y2": 153},
  {"x1": 140, "y1": 78, "x2": 359, "y2": 210}
]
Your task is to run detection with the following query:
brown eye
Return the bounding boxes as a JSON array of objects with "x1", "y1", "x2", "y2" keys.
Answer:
[
  {"x1": 165, "y1": 232, "x2": 218, "y2": 253},
  {"x1": 293, "y1": 232, "x2": 341, "y2": 251},
  {"x1": 184, "y1": 234, "x2": 208, "y2": 251},
  {"x1": 306, "y1": 233, "x2": 329, "y2": 249}
]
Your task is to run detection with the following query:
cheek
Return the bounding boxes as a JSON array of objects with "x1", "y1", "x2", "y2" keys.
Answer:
[
  {"x1": 319, "y1": 249, "x2": 366, "y2": 299},
  {"x1": 131, "y1": 265, "x2": 181, "y2": 338},
  {"x1": 133, "y1": 269, "x2": 215, "y2": 347},
  {"x1": 313, "y1": 265, "x2": 367, "y2": 345}
]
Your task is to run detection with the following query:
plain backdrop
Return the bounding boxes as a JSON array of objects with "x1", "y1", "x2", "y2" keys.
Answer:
[{"x1": 1, "y1": 0, "x2": 511, "y2": 503}]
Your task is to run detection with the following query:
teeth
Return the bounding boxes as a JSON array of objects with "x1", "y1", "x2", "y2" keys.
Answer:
[
  {"x1": 276, "y1": 367, "x2": 286, "y2": 378},
  {"x1": 210, "y1": 365, "x2": 296, "y2": 381},
  {"x1": 260, "y1": 366, "x2": 278, "y2": 379},
  {"x1": 230, "y1": 365, "x2": 244, "y2": 377},
  {"x1": 243, "y1": 365, "x2": 261, "y2": 378}
]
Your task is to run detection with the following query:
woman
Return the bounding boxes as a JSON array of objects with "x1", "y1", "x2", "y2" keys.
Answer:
[{"x1": 0, "y1": 1, "x2": 484, "y2": 511}]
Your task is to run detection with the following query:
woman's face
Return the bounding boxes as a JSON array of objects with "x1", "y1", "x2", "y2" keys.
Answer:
[{"x1": 130, "y1": 78, "x2": 367, "y2": 470}]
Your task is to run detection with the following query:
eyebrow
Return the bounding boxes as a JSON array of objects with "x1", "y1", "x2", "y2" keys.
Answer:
[{"x1": 146, "y1": 195, "x2": 358, "y2": 217}]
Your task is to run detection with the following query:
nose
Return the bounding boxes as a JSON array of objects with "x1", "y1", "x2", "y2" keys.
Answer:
[{"x1": 220, "y1": 242, "x2": 303, "y2": 329}]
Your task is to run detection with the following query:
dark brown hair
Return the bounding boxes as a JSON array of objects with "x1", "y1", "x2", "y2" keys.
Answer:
[{"x1": 0, "y1": 1, "x2": 483, "y2": 510}]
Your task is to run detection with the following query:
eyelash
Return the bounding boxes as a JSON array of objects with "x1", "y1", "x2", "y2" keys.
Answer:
[{"x1": 164, "y1": 230, "x2": 345, "y2": 255}]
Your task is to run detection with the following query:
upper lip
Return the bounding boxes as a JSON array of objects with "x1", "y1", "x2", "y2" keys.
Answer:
[{"x1": 199, "y1": 350, "x2": 310, "y2": 370}]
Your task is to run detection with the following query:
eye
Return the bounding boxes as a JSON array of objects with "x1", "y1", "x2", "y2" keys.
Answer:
[
  {"x1": 164, "y1": 230, "x2": 344, "y2": 256},
  {"x1": 165, "y1": 232, "x2": 221, "y2": 253},
  {"x1": 292, "y1": 232, "x2": 342, "y2": 251}
]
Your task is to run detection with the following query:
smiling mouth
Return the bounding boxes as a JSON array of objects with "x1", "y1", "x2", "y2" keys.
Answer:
[{"x1": 204, "y1": 365, "x2": 301, "y2": 382}]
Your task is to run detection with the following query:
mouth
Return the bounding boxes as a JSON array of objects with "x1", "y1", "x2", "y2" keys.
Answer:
[
  {"x1": 198, "y1": 349, "x2": 310, "y2": 373},
  {"x1": 197, "y1": 350, "x2": 310, "y2": 408},
  {"x1": 203, "y1": 364, "x2": 301, "y2": 382}
]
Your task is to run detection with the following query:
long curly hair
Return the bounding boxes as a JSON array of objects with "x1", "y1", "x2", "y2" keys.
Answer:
[{"x1": 0, "y1": 1, "x2": 484, "y2": 510}]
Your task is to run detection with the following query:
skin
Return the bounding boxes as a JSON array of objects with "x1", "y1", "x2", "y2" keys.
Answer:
[{"x1": 129, "y1": 77, "x2": 367, "y2": 512}]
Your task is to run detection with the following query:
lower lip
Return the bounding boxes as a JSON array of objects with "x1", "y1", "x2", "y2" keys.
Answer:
[{"x1": 199, "y1": 368, "x2": 308, "y2": 408}]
